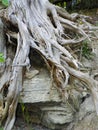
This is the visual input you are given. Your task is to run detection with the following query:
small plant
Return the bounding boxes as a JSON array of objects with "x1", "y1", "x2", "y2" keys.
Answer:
[
  {"x1": 0, "y1": 127, "x2": 3, "y2": 130},
  {"x1": 96, "y1": 22, "x2": 98, "y2": 26},
  {"x1": 1, "y1": 0, "x2": 9, "y2": 7},
  {"x1": 81, "y1": 41, "x2": 94, "y2": 60},
  {"x1": 20, "y1": 102, "x2": 31, "y2": 124},
  {"x1": 0, "y1": 53, "x2": 5, "y2": 63}
]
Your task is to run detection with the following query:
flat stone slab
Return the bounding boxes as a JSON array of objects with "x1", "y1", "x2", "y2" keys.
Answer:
[{"x1": 20, "y1": 68, "x2": 61, "y2": 103}]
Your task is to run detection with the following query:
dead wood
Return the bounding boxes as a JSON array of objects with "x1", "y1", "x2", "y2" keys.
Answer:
[{"x1": 0, "y1": 0, "x2": 98, "y2": 130}]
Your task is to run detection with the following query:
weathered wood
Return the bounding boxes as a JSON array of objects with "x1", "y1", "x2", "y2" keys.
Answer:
[{"x1": 0, "y1": 0, "x2": 98, "y2": 130}]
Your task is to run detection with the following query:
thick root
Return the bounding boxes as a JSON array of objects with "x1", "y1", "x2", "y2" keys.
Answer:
[{"x1": 0, "y1": 0, "x2": 98, "y2": 130}]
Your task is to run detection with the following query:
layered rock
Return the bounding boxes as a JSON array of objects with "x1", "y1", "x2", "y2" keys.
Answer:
[{"x1": 18, "y1": 38, "x2": 98, "y2": 129}]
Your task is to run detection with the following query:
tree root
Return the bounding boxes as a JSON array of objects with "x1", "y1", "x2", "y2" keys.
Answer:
[{"x1": 0, "y1": 0, "x2": 98, "y2": 130}]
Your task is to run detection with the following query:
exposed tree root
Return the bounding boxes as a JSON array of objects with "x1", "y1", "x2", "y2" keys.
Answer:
[{"x1": 0, "y1": 0, "x2": 98, "y2": 130}]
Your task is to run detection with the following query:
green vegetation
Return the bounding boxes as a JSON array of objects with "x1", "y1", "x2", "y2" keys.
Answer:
[
  {"x1": 50, "y1": 0, "x2": 98, "y2": 10},
  {"x1": 20, "y1": 103, "x2": 31, "y2": 124},
  {"x1": 0, "y1": 127, "x2": 3, "y2": 130},
  {"x1": 81, "y1": 41, "x2": 94, "y2": 60},
  {"x1": 0, "y1": 53, "x2": 5, "y2": 63},
  {"x1": 1, "y1": 0, "x2": 9, "y2": 7},
  {"x1": 96, "y1": 21, "x2": 98, "y2": 26}
]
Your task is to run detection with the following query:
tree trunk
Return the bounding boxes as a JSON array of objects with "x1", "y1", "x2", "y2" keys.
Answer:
[{"x1": 0, "y1": 0, "x2": 98, "y2": 130}]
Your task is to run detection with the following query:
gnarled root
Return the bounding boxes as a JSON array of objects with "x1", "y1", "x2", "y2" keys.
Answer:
[{"x1": 0, "y1": 0, "x2": 98, "y2": 130}]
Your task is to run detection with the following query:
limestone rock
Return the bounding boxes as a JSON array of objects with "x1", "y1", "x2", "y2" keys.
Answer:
[
  {"x1": 41, "y1": 105, "x2": 74, "y2": 129},
  {"x1": 78, "y1": 96, "x2": 95, "y2": 121},
  {"x1": 25, "y1": 69, "x2": 39, "y2": 79},
  {"x1": 20, "y1": 68, "x2": 61, "y2": 103},
  {"x1": 19, "y1": 38, "x2": 98, "y2": 130},
  {"x1": 74, "y1": 113, "x2": 98, "y2": 130},
  {"x1": 20, "y1": 68, "x2": 75, "y2": 129}
]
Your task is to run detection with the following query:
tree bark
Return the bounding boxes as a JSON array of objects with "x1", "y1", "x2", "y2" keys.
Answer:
[{"x1": 0, "y1": 0, "x2": 98, "y2": 130}]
